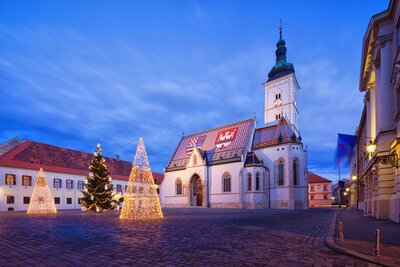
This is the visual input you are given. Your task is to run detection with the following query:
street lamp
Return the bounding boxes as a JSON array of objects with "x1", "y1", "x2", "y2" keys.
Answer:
[
  {"x1": 351, "y1": 175, "x2": 357, "y2": 181},
  {"x1": 345, "y1": 187, "x2": 350, "y2": 192},
  {"x1": 366, "y1": 139, "x2": 376, "y2": 156}
]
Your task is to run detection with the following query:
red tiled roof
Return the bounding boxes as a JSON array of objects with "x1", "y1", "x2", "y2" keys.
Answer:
[
  {"x1": 252, "y1": 117, "x2": 301, "y2": 149},
  {"x1": 0, "y1": 140, "x2": 164, "y2": 184},
  {"x1": 166, "y1": 118, "x2": 255, "y2": 171},
  {"x1": 308, "y1": 173, "x2": 331, "y2": 184}
]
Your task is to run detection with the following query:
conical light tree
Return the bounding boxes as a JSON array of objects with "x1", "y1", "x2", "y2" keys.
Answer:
[
  {"x1": 27, "y1": 168, "x2": 57, "y2": 214},
  {"x1": 80, "y1": 143, "x2": 118, "y2": 213},
  {"x1": 120, "y1": 137, "x2": 163, "y2": 220}
]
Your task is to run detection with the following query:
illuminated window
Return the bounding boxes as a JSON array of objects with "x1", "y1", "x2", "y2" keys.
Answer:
[
  {"x1": 66, "y1": 180, "x2": 73, "y2": 189},
  {"x1": 247, "y1": 173, "x2": 252, "y2": 191},
  {"x1": 193, "y1": 154, "x2": 197, "y2": 165},
  {"x1": 54, "y1": 197, "x2": 60, "y2": 204},
  {"x1": 7, "y1": 196, "x2": 14, "y2": 204},
  {"x1": 22, "y1": 175, "x2": 32, "y2": 186},
  {"x1": 176, "y1": 178, "x2": 183, "y2": 195},
  {"x1": 222, "y1": 172, "x2": 231, "y2": 192},
  {"x1": 23, "y1": 197, "x2": 30, "y2": 204},
  {"x1": 5, "y1": 174, "x2": 16, "y2": 185},
  {"x1": 53, "y1": 178, "x2": 62, "y2": 189},
  {"x1": 255, "y1": 172, "x2": 260, "y2": 191}
]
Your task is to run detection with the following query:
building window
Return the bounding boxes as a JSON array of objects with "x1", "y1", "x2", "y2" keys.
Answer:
[
  {"x1": 116, "y1": 184, "x2": 122, "y2": 193},
  {"x1": 278, "y1": 160, "x2": 284, "y2": 186},
  {"x1": 310, "y1": 185, "x2": 314, "y2": 192},
  {"x1": 78, "y1": 198, "x2": 82, "y2": 205},
  {"x1": 293, "y1": 159, "x2": 298, "y2": 186},
  {"x1": 323, "y1": 194, "x2": 328, "y2": 200},
  {"x1": 323, "y1": 185, "x2": 328, "y2": 191},
  {"x1": 222, "y1": 172, "x2": 231, "y2": 192},
  {"x1": 275, "y1": 93, "x2": 281, "y2": 100},
  {"x1": 5, "y1": 174, "x2": 16, "y2": 185},
  {"x1": 53, "y1": 178, "x2": 62, "y2": 189},
  {"x1": 7, "y1": 196, "x2": 15, "y2": 204},
  {"x1": 54, "y1": 197, "x2": 60, "y2": 204},
  {"x1": 176, "y1": 178, "x2": 183, "y2": 195},
  {"x1": 66, "y1": 180, "x2": 73, "y2": 190},
  {"x1": 124, "y1": 185, "x2": 128, "y2": 193},
  {"x1": 193, "y1": 154, "x2": 197, "y2": 165},
  {"x1": 247, "y1": 173, "x2": 252, "y2": 191},
  {"x1": 77, "y1": 181, "x2": 84, "y2": 190},
  {"x1": 23, "y1": 197, "x2": 30, "y2": 204},
  {"x1": 66, "y1": 198, "x2": 72, "y2": 204},
  {"x1": 22, "y1": 175, "x2": 32, "y2": 186},
  {"x1": 311, "y1": 195, "x2": 314, "y2": 200},
  {"x1": 255, "y1": 172, "x2": 260, "y2": 191}
]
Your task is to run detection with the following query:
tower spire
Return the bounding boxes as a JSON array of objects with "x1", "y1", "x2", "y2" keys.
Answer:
[{"x1": 279, "y1": 19, "x2": 283, "y2": 40}]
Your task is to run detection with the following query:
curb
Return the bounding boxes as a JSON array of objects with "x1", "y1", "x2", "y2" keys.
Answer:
[{"x1": 324, "y1": 210, "x2": 395, "y2": 267}]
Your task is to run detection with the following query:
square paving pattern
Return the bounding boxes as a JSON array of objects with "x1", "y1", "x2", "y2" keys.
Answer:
[{"x1": 0, "y1": 208, "x2": 370, "y2": 266}]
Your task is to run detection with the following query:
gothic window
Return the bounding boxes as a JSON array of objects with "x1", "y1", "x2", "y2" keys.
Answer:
[
  {"x1": 247, "y1": 173, "x2": 252, "y2": 191},
  {"x1": 275, "y1": 93, "x2": 281, "y2": 100},
  {"x1": 176, "y1": 178, "x2": 183, "y2": 195},
  {"x1": 222, "y1": 172, "x2": 231, "y2": 192},
  {"x1": 278, "y1": 160, "x2": 284, "y2": 186},
  {"x1": 256, "y1": 172, "x2": 260, "y2": 191},
  {"x1": 293, "y1": 159, "x2": 299, "y2": 186}
]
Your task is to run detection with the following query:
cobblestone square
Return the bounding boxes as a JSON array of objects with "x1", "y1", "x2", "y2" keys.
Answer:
[{"x1": 0, "y1": 208, "x2": 370, "y2": 266}]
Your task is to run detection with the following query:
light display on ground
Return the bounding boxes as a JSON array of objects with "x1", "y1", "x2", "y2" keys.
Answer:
[
  {"x1": 27, "y1": 168, "x2": 57, "y2": 214},
  {"x1": 119, "y1": 137, "x2": 163, "y2": 220}
]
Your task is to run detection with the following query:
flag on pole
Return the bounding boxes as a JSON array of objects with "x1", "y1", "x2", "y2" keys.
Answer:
[{"x1": 335, "y1": 133, "x2": 357, "y2": 168}]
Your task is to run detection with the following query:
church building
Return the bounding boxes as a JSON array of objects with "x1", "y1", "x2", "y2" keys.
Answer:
[{"x1": 160, "y1": 27, "x2": 308, "y2": 209}]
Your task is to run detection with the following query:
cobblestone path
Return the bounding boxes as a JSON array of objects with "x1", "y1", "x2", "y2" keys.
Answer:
[{"x1": 0, "y1": 208, "x2": 372, "y2": 266}]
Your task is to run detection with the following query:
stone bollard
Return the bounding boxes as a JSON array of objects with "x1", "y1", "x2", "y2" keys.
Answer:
[
  {"x1": 374, "y1": 229, "x2": 380, "y2": 256},
  {"x1": 339, "y1": 217, "x2": 344, "y2": 241}
]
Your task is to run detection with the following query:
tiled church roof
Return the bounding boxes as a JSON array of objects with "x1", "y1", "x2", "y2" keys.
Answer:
[
  {"x1": 166, "y1": 118, "x2": 255, "y2": 171},
  {"x1": 252, "y1": 117, "x2": 300, "y2": 149},
  {"x1": 0, "y1": 139, "x2": 164, "y2": 184}
]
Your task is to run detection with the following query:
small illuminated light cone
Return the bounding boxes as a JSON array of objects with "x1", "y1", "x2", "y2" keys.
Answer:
[
  {"x1": 27, "y1": 168, "x2": 57, "y2": 214},
  {"x1": 119, "y1": 137, "x2": 163, "y2": 220}
]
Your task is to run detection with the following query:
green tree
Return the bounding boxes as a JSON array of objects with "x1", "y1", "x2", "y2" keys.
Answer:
[{"x1": 80, "y1": 143, "x2": 118, "y2": 212}]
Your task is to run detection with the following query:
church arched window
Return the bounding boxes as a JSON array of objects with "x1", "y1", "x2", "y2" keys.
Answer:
[
  {"x1": 255, "y1": 172, "x2": 261, "y2": 191},
  {"x1": 277, "y1": 159, "x2": 284, "y2": 186},
  {"x1": 247, "y1": 173, "x2": 252, "y2": 191},
  {"x1": 176, "y1": 178, "x2": 183, "y2": 195},
  {"x1": 222, "y1": 172, "x2": 231, "y2": 192},
  {"x1": 293, "y1": 158, "x2": 299, "y2": 186}
]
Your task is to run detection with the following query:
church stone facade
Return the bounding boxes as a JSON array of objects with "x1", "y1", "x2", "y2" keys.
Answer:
[{"x1": 161, "y1": 28, "x2": 308, "y2": 209}]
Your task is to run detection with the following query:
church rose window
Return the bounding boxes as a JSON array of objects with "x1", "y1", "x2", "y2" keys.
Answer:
[
  {"x1": 222, "y1": 172, "x2": 231, "y2": 192},
  {"x1": 176, "y1": 178, "x2": 183, "y2": 195}
]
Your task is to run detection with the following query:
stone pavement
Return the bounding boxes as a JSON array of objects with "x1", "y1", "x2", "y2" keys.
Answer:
[
  {"x1": 332, "y1": 209, "x2": 400, "y2": 267},
  {"x1": 0, "y1": 208, "x2": 373, "y2": 266}
]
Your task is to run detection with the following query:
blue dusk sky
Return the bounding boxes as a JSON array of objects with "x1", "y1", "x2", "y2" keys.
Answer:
[{"x1": 0, "y1": 0, "x2": 388, "y2": 181}]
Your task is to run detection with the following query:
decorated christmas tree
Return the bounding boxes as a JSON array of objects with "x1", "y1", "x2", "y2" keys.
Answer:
[
  {"x1": 27, "y1": 168, "x2": 57, "y2": 214},
  {"x1": 120, "y1": 137, "x2": 163, "y2": 220},
  {"x1": 80, "y1": 143, "x2": 118, "y2": 213}
]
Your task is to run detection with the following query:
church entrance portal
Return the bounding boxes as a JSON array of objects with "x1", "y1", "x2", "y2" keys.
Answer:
[{"x1": 190, "y1": 174, "x2": 203, "y2": 207}]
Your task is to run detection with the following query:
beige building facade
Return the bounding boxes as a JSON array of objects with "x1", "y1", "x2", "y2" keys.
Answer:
[{"x1": 352, "y1": 0, "x2": 400, "y2": 223}]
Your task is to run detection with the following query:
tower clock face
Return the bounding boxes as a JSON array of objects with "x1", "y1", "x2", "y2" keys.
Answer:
[{"x1": 274, "y1": 99, "x2": 282, "y2": 106}]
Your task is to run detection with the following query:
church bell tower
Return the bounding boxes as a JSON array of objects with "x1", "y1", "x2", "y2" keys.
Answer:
[{"x1": 263, "y1": 24, "x2": 300, "y2": 135}]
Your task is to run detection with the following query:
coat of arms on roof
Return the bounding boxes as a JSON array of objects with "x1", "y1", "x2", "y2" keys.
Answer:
[
  {"x1": 186, "y1": 135, "x2": 206, "y2": 155},
  {"x1": 215, "y1": 127, "x2": 238, "y2": 149}
]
